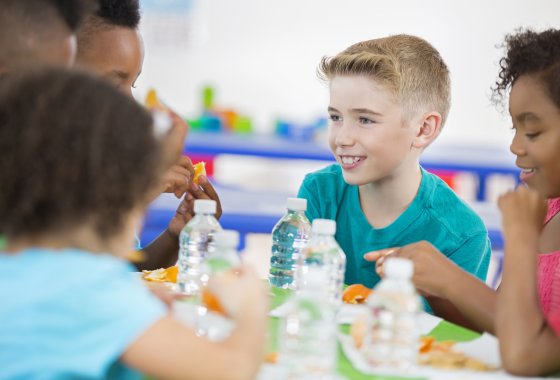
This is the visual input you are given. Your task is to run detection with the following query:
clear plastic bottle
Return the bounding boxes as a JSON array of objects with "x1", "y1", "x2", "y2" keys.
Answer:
[
  {"x1": 269, "y1": 197, "x2": 311, "y2": 289},
  {"x1": 177, "y1": 199, "x2": 222, "y2": 296},
  {"x1": 362, "y1": 257, "x2": 421, "y2": 371},
  {"x1": 203, "y1": 229, "x2": 241, "y2": 276},
  {"x1": 279, "y1": 266, "x2": 338, "y2": 380},
  {"x1": 297, "y1": 219, "x2": 346, "y2": 306}
]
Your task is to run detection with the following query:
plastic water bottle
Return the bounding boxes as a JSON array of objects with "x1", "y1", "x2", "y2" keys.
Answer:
[
  {"x1": 269, "y1": 197, "x2": 311, "y2": 289},
  {"x1": 203, "y1": 230, "x2": 241, "y2": 276},
  {"x1": 177, "y1": 199, "x2": 222, "y2": 296},
  {"x1": 362, "y1": 257, "x2": 421, "y2": 371},
  {"x1": 298, "y1": 219, "x2": 346, "y2": 306},
  {"x1": 279, "y1": 267, "x2": 338, "y2": 380}
]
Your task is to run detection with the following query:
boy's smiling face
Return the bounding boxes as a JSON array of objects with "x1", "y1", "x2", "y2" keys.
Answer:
[
  {"x1": 509, "y1": 75, "x2": 560, "y2": 198},
  {"x1": 327, "y1": 75, "x2": 419, "y2": 186}
]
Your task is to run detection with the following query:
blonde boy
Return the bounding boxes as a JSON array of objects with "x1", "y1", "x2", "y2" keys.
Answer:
[{"x1": 298, "y1": 35, "x2": 490, "y2": 318}]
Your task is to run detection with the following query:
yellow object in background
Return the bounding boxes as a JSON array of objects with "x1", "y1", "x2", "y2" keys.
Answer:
[
  {"x1": 193, "y1": 161, "x2": 206, "y2": 185},
  {"x1": 145, "y1": 88, "x2": 165, "y2": 110}
]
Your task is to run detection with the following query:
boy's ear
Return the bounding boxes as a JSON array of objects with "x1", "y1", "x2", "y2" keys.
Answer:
[{"x1": 411, "y1": 111, "x2": 442, "y2": 149}]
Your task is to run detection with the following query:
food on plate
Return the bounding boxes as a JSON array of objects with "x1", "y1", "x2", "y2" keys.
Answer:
[
  {"x1": 350, "y1": 319, "x2": 498, "y2": 371},
  {"x1": 192, "y1": 161, "x2": 206, "y2": 185},
  {"x1": 142, "y1": 265, "x2": 178, "y2": 283},
  {"x1": 342, "y1": 283, "x2": 372, "y2": 304},
  {"x1": 350, "y1": 313, "x2": 367, "y2": 349}
]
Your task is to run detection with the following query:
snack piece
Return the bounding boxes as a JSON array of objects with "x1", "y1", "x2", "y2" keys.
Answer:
[
  {"x1": 193, "y1": 161, "x2": 206, "y2": 185},
  {"x1": 342, "y1": 283, "x2": 372, "y2": 304},
  {"x1": 201, "y1": 287, "x2": 227, "y2": 316},
  {"x1": 350, "y1": 313, "x2": 367, "y2": 349},
  {"x1": 264, "y1": 352, "x2": 278, "y2": 364},
  {"x1": 142, "y1": 265, "x2": 178, "y2": 283}
]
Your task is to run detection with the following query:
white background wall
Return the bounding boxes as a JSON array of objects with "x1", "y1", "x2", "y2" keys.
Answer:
[{"x1": 137, "y1": 0, "x2": 560, "y2": 149}]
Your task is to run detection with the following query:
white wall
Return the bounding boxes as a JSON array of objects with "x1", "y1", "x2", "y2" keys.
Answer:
[{"x1": 137, "y1": 0, "x2": 560, "y2": 149}]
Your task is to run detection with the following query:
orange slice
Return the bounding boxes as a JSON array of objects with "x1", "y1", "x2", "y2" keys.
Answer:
[
  {"x1": 193, "y1": 161, "x2": 206, "y2": 185},
  {"x1": 201, "y1": 287, "x2": 227, "y2": 316},
  {"x1": 142, "y1": 266, "x2": 178, "y2": 283},
  {"x1": 342, "y1": 283, "x2": 372, "y2": 304}
]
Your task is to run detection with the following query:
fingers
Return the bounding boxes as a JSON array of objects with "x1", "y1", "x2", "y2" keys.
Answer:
[
  {"x1": 197, "y1": 176, "x2": 223, "y2": 218},
  {"x1": 364, "y1": 248, "x2": 396, "y2": 262}
]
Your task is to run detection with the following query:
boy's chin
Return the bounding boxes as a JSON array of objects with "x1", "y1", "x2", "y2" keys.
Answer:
[{"x1": 341, "y1": 173, "x2": 367, "y2": 186}]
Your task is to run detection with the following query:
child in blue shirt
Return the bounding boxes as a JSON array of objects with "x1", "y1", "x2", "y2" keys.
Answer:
[
  {"x1": 298, "y1": 34, "x2": 491, "y2": 325},
  {"x1": 0, "y1": 68, "x2": 267, "y2": 380}
]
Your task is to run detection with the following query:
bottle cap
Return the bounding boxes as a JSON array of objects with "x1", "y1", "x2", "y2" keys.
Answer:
[
  {"x1": 384, "y1": 257, "x2": 414, "y2": 279},
  {"x1": 286, "y1": 197, "x2": 307, "y2": 212},
  {"x1": 214, "y1": 230, "x2": 239, "y2": 248},
  {"x1": 194, "y1": 199, "x2": 217, "y2": 214},
  {"x1": 311, "y1": 219, "x2": 336, "y2": 235}
]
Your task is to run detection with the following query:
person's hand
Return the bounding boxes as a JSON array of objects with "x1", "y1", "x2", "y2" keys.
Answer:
[
  {"x1": 184, "y1": 175, "x2": 223, "y2": 219},
  {"x1": 498, "y1": 185, "x2": 546, "y2": 244},
  {"x1": 206, "y1": 265, "x2": 269, "y2": 321},
  {"x1": 364, "y1": 241, "x2": 460, "y2": 298},
  {"x1": 160, "y1": 155, "x2": 195, "y2": 198},
  {"x1": 166, "y1": 195, "x2": 193, "y2": 238}
]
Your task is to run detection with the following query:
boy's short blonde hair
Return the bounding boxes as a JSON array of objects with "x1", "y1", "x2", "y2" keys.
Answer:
[{"x1": 318, "y1": 34, "x2": 451, "y2": 126}]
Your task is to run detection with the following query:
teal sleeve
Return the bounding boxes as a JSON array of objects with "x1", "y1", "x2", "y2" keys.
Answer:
[{"x1": 447, "y1": 233, "x2": 492, "y2": 282}]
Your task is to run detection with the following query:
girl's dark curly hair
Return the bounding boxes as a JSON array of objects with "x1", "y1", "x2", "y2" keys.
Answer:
[
  {"x1": 492, "y1": 28, "x2": 560, "y2": 109},
  {"x1": 0, "y1": 67, "x2": 163, "y2": 240}
]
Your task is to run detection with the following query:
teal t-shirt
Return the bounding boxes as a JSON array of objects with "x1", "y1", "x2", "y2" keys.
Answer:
[
  {"x1": 298, "y1": 164, "x2": 491, "y2": 290},
  {"x1": 0, "y1": 248, "x2": 166, "y2": 380}
]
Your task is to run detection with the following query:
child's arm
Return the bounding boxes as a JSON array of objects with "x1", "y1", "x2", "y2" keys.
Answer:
[
  {"x1": 121, "y1": 266, "x2": 268, "y2": 380},
  {"x1": 365, "y1": 242, "x2": 497, "y2": 333},
  {"x1": 495, "y1": 187, "x2": 560, "y2": 376}
]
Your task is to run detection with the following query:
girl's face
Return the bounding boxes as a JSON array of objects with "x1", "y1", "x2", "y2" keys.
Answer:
[
  {"x1": 509, "y1": 75, "x2": 560, "y2": 198},
  {"x1": 76, "y1": 26, "x2": 144, "y2": 98}
]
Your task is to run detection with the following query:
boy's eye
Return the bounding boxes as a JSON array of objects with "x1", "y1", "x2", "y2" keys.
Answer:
[
  {"x1": 329, "y1": 114, "x2": 342, "y2": 122},
  {"x1": 359, "y1": 117, "x2": 375, "y2": 124},
  {"x1": 525, "y1": 132, "x2": 541, "y2": 140}
]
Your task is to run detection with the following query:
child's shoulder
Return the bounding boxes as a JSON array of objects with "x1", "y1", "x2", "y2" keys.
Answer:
[
  {"x1": 422, "y1": 170, "x2": 487, "y2": 235},
  {"x1": 302, "y1": 164, "x2": 346, "y2": 187}
]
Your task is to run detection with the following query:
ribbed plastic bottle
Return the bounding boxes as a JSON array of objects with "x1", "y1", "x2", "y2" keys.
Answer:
[
  {"x1": 269, "y1": 197, "x2": 311, "y2": 289},
  {"x1": 279, "y1": 266, "x2": 338, "y2": 380},
  {"x1": 362, "y1": 257, "x2": 421, "y2": 371},
  {"x1": 297, "y1": 219, "x2": 346, "y2": 306},
  {"x1": 177, "y1": 199, "x2": 222, "y2": 296}
]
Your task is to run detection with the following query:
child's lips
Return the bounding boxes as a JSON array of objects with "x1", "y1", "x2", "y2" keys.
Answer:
[
  {"x1": 519, "y1": 167, "x2": 536, "y2": 182},
  {"x1": 339, "y1": 155, "x2": 365, "y2": 170}
]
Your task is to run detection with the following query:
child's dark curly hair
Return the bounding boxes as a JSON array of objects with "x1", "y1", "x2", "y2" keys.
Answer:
[
  {"x1": 492, "y1": 28, "x2": 560, "y2": 109},
  {"x1": 96, "y1": 0, "x2": 140, "y2": 28},
  {"x1": 0, "y1": 67, "x2": 163, "y2": 240}
]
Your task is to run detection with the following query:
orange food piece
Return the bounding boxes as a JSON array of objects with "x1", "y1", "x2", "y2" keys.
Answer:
[
  {"x1": 193, "y1": 161, "x2": 206, "y2": 185},
  {"x1": 201, "y1": 287, "x2": 227, "y2": 316},
  {"x1": 264, "y1": 352, "x2": 278, "y2": 364},
  {"x1": 142, "y1": 266, "x2": 178, "y2": 283},
  {"x1": 342, "y1": 284, "x2": 372, "y2": 304},
  {"x1": 419, "y1": 336, "x2": 435, "y2": 353}
]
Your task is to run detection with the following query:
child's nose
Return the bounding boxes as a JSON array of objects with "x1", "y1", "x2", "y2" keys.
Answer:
[
  {"x1": 509, "y1": 131, "x2": 526, "y2": 157},
  {"x1": 334, "y1": 123, "x2": 354, "y2": 146}
]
